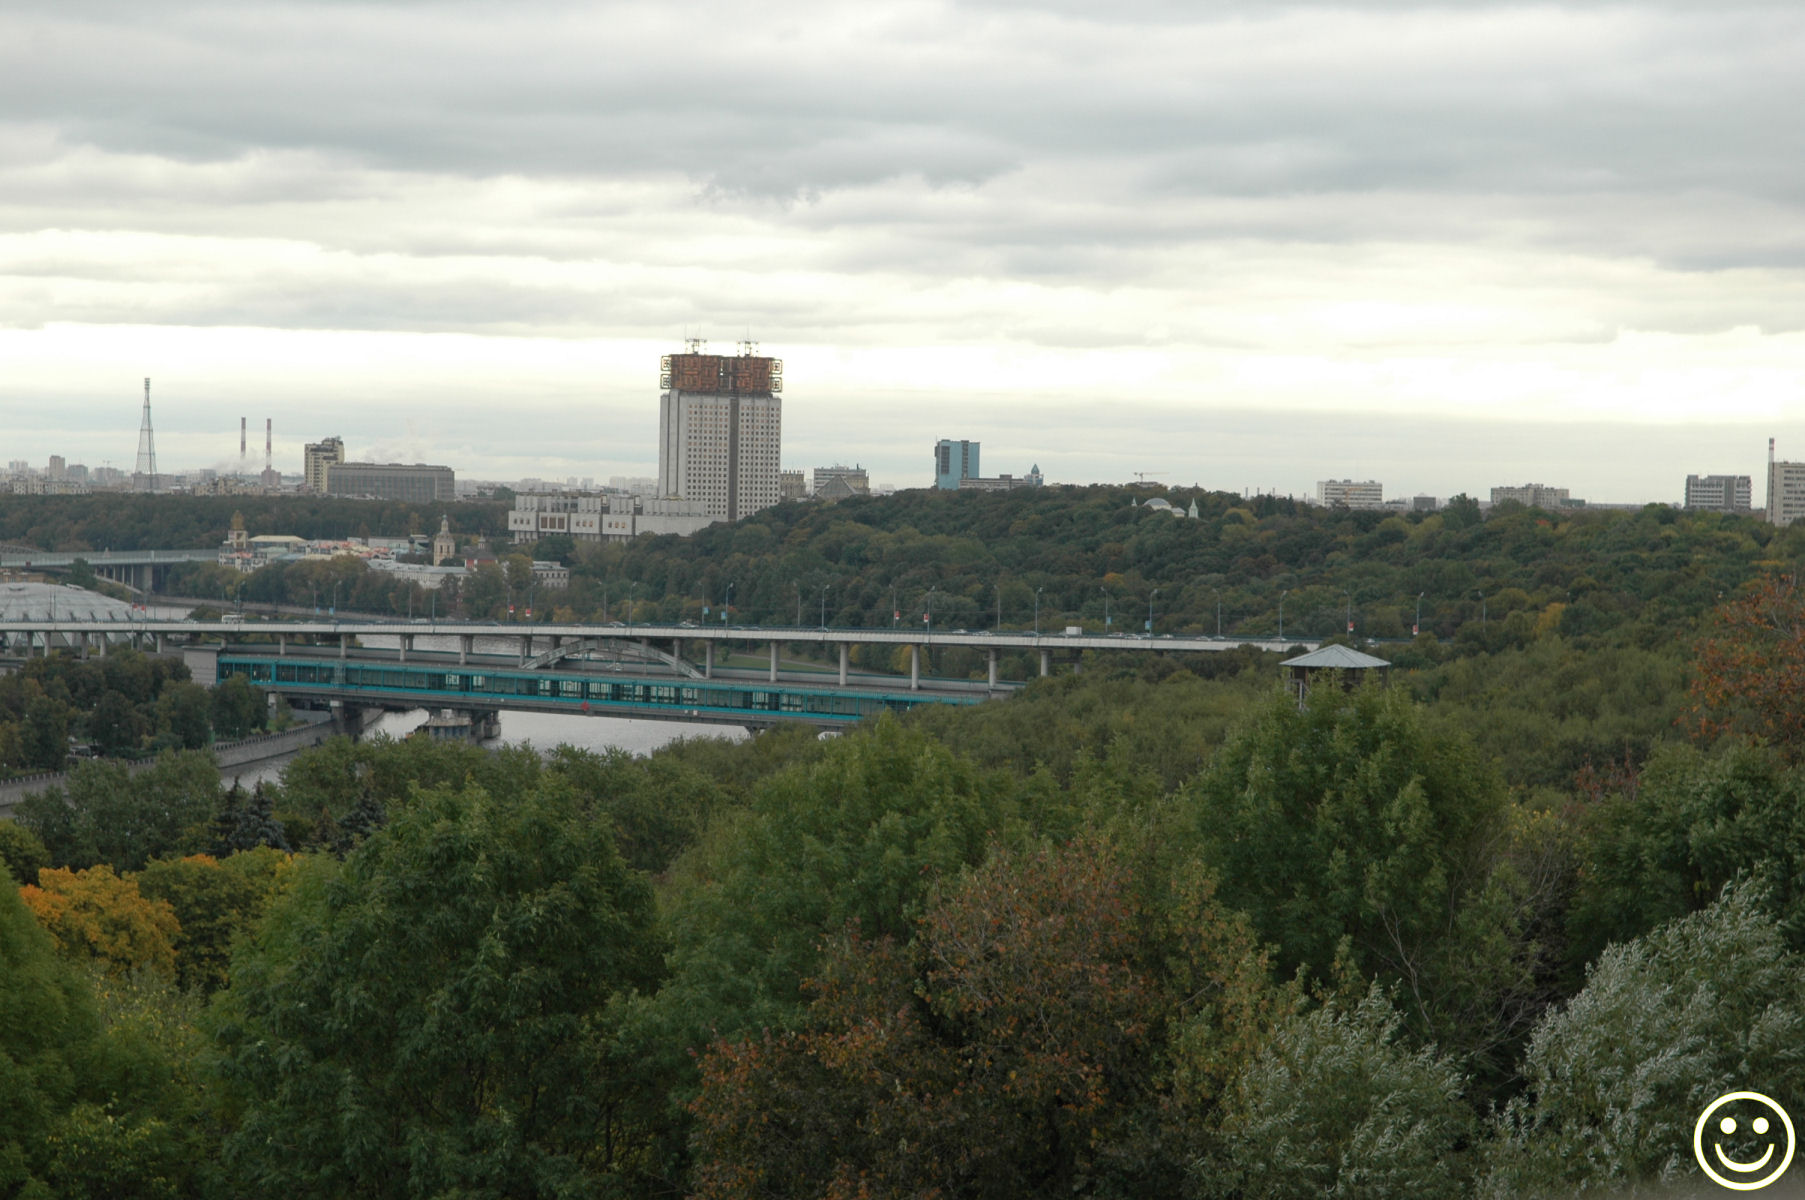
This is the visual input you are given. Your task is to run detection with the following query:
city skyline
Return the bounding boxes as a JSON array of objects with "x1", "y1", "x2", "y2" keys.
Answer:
[
  {"x1": 4, "y1": 1, "x2": 1805, "y2": 501},
  {"x1": 4, "y1": 396, "x2": 1801, "y2": 509}
]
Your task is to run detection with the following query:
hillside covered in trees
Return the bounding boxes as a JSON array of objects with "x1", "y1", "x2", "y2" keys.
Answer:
[{"x1": 5, "y1": 487, "x2": 1805, "y2": 1196}]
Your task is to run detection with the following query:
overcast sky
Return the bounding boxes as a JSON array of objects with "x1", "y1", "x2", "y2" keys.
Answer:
[{"x1": 3, "y1": 0, "x2": 1804, "y2": 500}]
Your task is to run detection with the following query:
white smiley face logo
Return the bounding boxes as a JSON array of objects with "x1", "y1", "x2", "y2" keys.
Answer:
[{"x1": 1694, "y1": 1092, "x2": 1796, "y2": 1191}]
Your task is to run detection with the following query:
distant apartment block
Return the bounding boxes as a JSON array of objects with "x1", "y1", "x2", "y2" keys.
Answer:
[
  {"x1": 779, "y1": 470, "x2": 807, "y2": 502},
  {"x1": 1490, "y1": 483, "x2": 1573, "y2": 509},
  {"x1": 303, "y1": 437, "x2": 345, "y2": 492},
  {"x1": 1768, "y1": 440, "x2": 1805, "y2": 527},
  {"x1": 934, "y1": 439, "x2": 980, "y2": 490},
  {"x1": 324, "y1": 462, "x2": 454, "y2": 503},
  {"x1": 1317, "y1": 479, "x2": 1384, "y2": 509},
  {"x1": 1684, "y1": 474, "x2": 1752, "y2": 513}
]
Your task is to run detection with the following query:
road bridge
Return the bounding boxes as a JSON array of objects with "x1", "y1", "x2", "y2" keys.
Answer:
[
  {"x1": 0, "y1": 548, "x2": 217, "y2": 591},
  {"x1": 0, "y1": 617, "x2": 1322, "y2": 691}
]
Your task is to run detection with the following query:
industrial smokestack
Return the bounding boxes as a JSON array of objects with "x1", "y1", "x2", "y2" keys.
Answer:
[
  {"x1": 265, "y1": 419, "x2": 272, "y2": 471},
  {"x1": 240, "y1": 417, "x2": 247, "y2": 465}
]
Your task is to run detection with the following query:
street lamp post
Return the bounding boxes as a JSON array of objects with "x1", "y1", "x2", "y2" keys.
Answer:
[
  {"x1": 1278, "y1": 588, "x2": 1288, "y2": 643},
  {"x1": 891, "y1": 584, "x2": 898, "y2": 629},
  {"x1": 1147, "y1": 588, "x2": 1158, "y2": 638},
  {"x1": 794, "y1": 581, "x2": 802, "y2": 626},
  {"x1": 723, "y1": 581, "x2": 733, "y2": 627},
  {"x1": 1343, "y1": 588, "x2": 1353, "y2": 636},
  {"x1": 331, "y1": 580, "x2": 342, "y2": 617},
  {"x1": 1033, "y1": 586, "x2": 1044, "y2": 636},
  {"x1": 1099, "y1": 585, "x2": 1111, "y2": 632},
  {"x1": 996, "y1": 583, "x2": 1003, "y2": 630},
  {"x1": 925, "y1": 586, "x2": 936, "y2": 636},
  {"x1": 1414, "y1": 591, "x2": 1424, "y2": 637},
  {"x1": 628, "y1": 582, "x2": 639, "y2": 630},
  {"x1": 819, "y1": 583, "x2": 830, "y2": 630},
  {"x1": 1214, "y1": 588, "x2": 1223, "y2": 638}
]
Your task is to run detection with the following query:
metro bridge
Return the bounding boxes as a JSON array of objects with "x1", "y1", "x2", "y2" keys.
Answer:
[{"x1": 210, "y1": 646, "x2": 995, "y2": 730}]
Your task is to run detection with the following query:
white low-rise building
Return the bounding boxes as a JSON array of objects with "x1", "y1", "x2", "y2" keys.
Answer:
[
  {"x1": 510, "y1": 493, "x2": 713, "y2": 543},
  {"x1": 1317, "y1": 479, "x2": 1384, "y2": 509}
]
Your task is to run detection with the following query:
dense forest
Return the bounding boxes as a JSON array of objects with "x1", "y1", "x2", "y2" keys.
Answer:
[
  {"x1": 5, "y1": 488, "x2": 1805, "y2": 1195},
  {"x1": 0, "y1": 493, "x2": 510, "y2": 552}
]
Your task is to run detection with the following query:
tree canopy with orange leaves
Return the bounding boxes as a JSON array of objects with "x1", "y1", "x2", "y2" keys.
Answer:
[{"x1": 1689, "y1": 574, "x2": 1805, "y2": 757}]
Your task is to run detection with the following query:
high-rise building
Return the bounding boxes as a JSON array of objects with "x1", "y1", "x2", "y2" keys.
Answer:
[
  {"x1": 779, "y1": 470, "x2": 807, "y2": 501},
  {"x1": 1317, "y1": 479, "x2": 1384, "y2": 509},
  {"x1": 1490, "y1": 483, "x2": 1573, "y2": 509},
  {"x1": 46, "y1": 456, "x2": 65, "y2": 480},
  {"x1": 934, "y1": 440, "x2": 980, "y2": 490},
  {"x1": 657, "y1": 344, "x2": 783, "y2": 522},
  {"x1": 1684, "y1": 474, "x2": 1753, "y2": 513},
  {"x1": 304, "y1": 437, "x2": 345, "y2": 492},
  {"x1": 1767, "y1": 440, "x2": 1805, "y2": 527}
]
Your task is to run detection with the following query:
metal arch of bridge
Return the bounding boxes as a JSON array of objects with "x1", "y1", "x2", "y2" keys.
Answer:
[{"x1": 524, "y1": 636, "x2": 703, "y2": 679}]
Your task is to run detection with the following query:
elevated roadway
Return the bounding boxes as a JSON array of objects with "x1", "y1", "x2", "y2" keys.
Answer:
[
  {"x1": 0, "y1": 547, "x2": 216, "y2": 591},
  {"x1": 0, "y1": 616, "x2": 1322, "y2": 689}
]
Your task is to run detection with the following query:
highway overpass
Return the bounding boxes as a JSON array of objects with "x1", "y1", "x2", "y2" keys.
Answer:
[{"x1": 0, "y1": 616, "x2": 1322, "y2": 688}]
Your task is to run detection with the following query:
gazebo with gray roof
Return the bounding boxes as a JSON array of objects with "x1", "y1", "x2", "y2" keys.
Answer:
[{"x1": 1280, "y1": 644, "x2": 1392, "y2": 703}]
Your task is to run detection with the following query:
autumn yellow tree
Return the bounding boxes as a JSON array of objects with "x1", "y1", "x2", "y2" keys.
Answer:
[{"x1": 20, "y1": 865, "x2": 180, "y2": 977}]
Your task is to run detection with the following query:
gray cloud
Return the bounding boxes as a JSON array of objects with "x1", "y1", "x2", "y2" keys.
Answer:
[{"x1": 5, "y1": 0, "x2": 1805, "y2": 502}]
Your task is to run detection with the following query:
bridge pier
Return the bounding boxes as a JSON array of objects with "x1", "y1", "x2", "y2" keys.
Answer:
[
  {"x1": 519, "y1": 636, "x2": 530, "y2": 667},
  {"x1": 339, "y1": 633, "x2": 348, "y2": 660},
  {"x1": 1040, "y1": 649, "x2": 1051, "y2": 677},
  {"x1": 399, "y1": 635, "x2": 410, "y2": 664},
  {"x1": 768, "y1": 641, "x2": 778, "y2": 683},
  {"x1": 988, "y1": 648, "x2": 998, "y2": 688},
  {"x1": 704, "y1": 641, "x2": 714, "y2": 679},
  {"x1": 278, "y1": 634, "x2": 287, "y2": 657},
  {"x1": 459, "y1": 635, "x2": 471, "y2": 665},
  {"x1": 838, "y1": 643, "x2": 848, "y2": 687},
  {"x1": 910, "y1": 645, "x2": 920, "y2": 691}
]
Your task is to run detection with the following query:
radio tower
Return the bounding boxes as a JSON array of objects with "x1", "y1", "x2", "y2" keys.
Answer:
[{"x1": 134, "y1": 377, "x2": 158, "y2": 493}]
